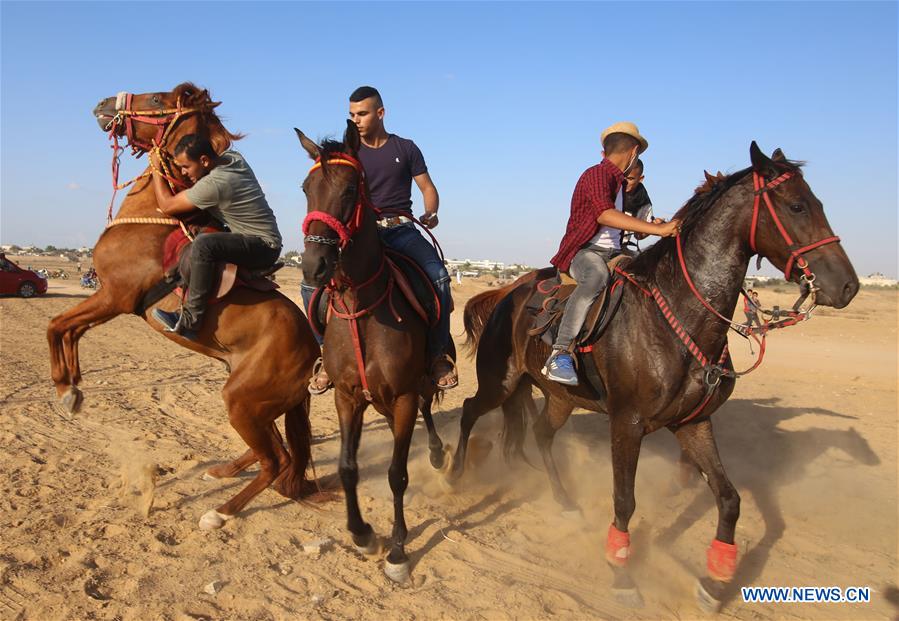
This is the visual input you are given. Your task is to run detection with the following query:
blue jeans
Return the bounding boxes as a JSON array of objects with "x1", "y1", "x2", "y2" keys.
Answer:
[{"x1": 301, "y1": 223, "x2": 452, "y2": 360}]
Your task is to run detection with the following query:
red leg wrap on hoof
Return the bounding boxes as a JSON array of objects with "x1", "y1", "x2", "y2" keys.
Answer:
[
  {"x1": 605, "y1": 524, "x2": 630, "y2": 567},
  {"x1": 707, "y1": 539, "x2": 738, "y2": 582}
]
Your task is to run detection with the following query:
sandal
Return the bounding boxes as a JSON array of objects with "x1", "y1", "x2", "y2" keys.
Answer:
[
  {"x1": 431, "y1": 355, "x2": 459, "y2": 390},
  {"x1": 308, "y1": 357, "x2": 333, "y2": 395}
]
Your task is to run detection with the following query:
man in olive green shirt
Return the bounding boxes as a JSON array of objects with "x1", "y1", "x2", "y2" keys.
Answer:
[{"x1": 148, "y1": 134, "x2": 282, "y2": 338}]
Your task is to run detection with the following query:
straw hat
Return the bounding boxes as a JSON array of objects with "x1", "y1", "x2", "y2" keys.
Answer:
[{"x1": 601, "y1": 122, "x2": 648, "y2": 154}]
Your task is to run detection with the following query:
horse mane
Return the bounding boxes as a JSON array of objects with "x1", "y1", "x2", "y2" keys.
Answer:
[
  {"x1": 318, "y1": 138, "x2": 351, "y2": 180},
  {"x1": 172, "y1": 82, "x2": 244, "y2": 154},
  {"x1": 627, "y1": 159, "x2": 803, "y2": 276}
]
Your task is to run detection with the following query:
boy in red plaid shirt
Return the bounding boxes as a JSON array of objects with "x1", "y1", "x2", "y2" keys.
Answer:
[{"x1": 544, "y1": 122, "x2": 680, "y2": 385}]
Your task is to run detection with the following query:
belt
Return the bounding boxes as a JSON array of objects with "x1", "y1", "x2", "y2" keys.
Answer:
[{"x1": 376, "y1": 215, "x2": 412, "y2": 229}]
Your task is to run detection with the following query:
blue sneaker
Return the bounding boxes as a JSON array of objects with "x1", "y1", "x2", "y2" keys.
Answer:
[
  {"x1": 152, "y1": 308, "x2": 198, "y2": 341},
  {"x1": 543, "y1": 351, "x2": 579, "y2": 385}
]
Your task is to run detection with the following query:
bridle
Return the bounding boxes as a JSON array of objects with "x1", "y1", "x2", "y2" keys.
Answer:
[
  {"x1": 301, "y1": 153, "x2": 400, "y2": 401},
  {"x1": 616, "y1": 166, "x2": 844, "y2": 424},
  {"x1": 103, "y1": 91, "x2": 216, "y2": 224}
]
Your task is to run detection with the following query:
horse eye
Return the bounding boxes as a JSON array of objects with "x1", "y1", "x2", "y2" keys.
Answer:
[
  {"x1": 789, "y1": 203, "x2": 805, "y2": 214},
  {"x1": 152, "y1": 96, "x2": 160, "y2": 104}
]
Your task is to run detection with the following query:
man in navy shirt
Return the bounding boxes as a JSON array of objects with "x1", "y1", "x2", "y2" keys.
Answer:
[{"x1": 303, "y1": 86, "x2": 456, "y2": 392}]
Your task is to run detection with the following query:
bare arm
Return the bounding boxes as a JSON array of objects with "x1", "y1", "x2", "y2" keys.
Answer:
[
  {"x1": 597, "y1": 209, "x2": 680, "y2": 237},
  {"x1": 148, "y1": 153, "x2": 197, "y2": 217},
  {"x1": 413, "y1": 172, "x2": 440, "y2": 228}
]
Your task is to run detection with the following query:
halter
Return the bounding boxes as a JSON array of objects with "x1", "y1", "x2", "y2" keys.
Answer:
[{"x1": 104, "y1": 92, "x2": 214, "y2": 223}]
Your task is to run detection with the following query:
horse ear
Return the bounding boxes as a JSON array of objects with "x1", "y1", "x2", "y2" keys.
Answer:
[
  {"x1": 750, "y1": 141, "x2": 776, "y2": 174},
  {"x1": 344, "y1": 119, "x2": 360, "y2": 156},
  {"x1": 294, "y1": 128, "x2": 320, "y2": 160},
  {"x1": 704, "y1": 170, "x2": 715, "y2": 183},
  {"x1": 771, "y1": 147, "x2": 787, "y2": 162}
]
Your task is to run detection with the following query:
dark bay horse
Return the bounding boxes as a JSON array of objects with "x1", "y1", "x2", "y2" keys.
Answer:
[
  {"x1": 296, "y1": 121, "x2": 446, "y2": 584},
  {"x1": 47, "y1": 83, "x2": 322, "y2": 529},
  {"x1": 447, "y1": 143, "x2": 858, "y2": 610}
]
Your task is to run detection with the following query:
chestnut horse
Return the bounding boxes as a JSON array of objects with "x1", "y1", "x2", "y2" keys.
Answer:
[
  {"x1": 448, "y1": 143, "x2": 858, "y2": 610},
  {"x1": 296, "y1": 121, "x2": 447, "y2": 584},
  {"x1": 47, "y1": 83, "x2": 322, "y2": 529}
]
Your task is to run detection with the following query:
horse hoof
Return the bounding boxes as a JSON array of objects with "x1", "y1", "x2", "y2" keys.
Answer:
[
  {"x1": 61, "y1": 387, "x2": 83, "y2": 414},
  {"x1": 198, "y1": 509, "x2": 233, "y2": 531},
  {"x1": 612, "y1": 586, "x2": 645, "y2": 609},
  {"x1": 201, "y1": 472, "x2": 217, "y2": 481},
  {"x1": 695, "y1": 579, "x2": 724, "y2": 613},
  {"x1": 352, "y1": 531, "x2": 380, "y2": 556},
  {"x1": 384, "y1": 560, "x2": 411, "y2": 585},
  {"x1": 429, "y1": 446, "x2": 445, "y2": 470}
]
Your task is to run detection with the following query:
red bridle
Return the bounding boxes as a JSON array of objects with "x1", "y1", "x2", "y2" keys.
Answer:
[
  {"x1": 301, "y1": 154, "x2": 369, "y2": 249},
  {"x1": 104, "y1": 92, "x2": 212, "y2": 222},
  {"x1": 749, "y1": 170, "x2": 841, "y2": 281}
]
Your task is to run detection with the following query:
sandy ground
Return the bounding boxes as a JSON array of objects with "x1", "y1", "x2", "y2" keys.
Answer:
[{"x1": 1, "y1": 256, "x2": 896, "y2": 621}]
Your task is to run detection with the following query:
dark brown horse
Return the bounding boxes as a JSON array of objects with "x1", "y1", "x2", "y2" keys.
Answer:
[
  {"x1": 447, "y1": 143, "x2": 858, "y2": 610},
  {"x1": 47, "y1": 83, "x2": 322, "y2": 529},
  {"x1": 296, "y1": 121, "x2": 446, "y2": 584}
]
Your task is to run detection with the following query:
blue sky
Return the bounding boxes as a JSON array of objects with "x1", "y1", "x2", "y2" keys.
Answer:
[{"x1": 2, "y1": 1, "x2": 896, "y2": 277}]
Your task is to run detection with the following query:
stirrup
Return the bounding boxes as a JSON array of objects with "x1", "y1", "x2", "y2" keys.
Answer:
[
  {"x1": 308, "y1": 356, "x2": 332, "y2": 395},
  {"x1": 431, "y1": 354, "x2": 458, "y2": 390}
]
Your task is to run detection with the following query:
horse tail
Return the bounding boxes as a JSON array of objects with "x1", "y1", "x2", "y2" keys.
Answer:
[
  {"x1": 280, "y1": 395, "x2": 314, "y2": 498},
  {"x1": 463, "y1": 270, "x2": 539, "y2": 355}
]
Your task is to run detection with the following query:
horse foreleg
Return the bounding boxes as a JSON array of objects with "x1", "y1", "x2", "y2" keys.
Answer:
[
  {"x1": 336, "y1": 391, "x2": 377, "y2": 554},
  {"x1": 673, "y1": 419, "x2": 741, "y2": 612},
  {"x1": 606, "y1": 414, "x2": 646, "y2": 608},
  {"x1": 419, "y1": 393, "x2": 445, "y2": 469},
  {"x1": 384, "y1": 393, "x2": 418, "y2": 584},
  {"x1": 47, "y1": 291, "x2": 122, "y2": 412},
  {"x1": 533, "y1": 395, "x2": 578, "y2": 512}
]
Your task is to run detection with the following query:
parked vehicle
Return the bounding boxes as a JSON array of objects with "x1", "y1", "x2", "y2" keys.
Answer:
[{"x1": 0, "y1": 254, "x2": 48, "y2": 298}]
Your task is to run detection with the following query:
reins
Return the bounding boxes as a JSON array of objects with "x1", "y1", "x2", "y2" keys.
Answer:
[{"x1": 617, "y1": 168, "x2": 843, "y2": 424}]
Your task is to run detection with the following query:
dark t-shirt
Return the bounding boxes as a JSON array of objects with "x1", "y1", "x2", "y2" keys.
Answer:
[{"x1": 357, "y1": 134, "x2": 427, "y2": 214}]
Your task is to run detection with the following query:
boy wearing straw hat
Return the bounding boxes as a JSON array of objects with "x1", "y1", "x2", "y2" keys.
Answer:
[{"x1": 543, "y1": 122, "x2": 680, "y2": 386}]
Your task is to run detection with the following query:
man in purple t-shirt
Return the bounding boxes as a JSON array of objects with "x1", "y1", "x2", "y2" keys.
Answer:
[{"x1": 302, "y1": 86, "x2": 456, "y2": 392}]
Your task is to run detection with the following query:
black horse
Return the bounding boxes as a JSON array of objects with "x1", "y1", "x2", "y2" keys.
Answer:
[{"x1": 447, "y1": 143, "x2": 858, "y2": 610}]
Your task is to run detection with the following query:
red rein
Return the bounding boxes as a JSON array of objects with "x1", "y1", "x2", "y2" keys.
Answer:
[{"x1": 617, "y1": 169, "x2": 841, "y2": 425}]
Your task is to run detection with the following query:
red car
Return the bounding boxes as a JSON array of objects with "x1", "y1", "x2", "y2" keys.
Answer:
[{"x1": 0, "y1": 254, "x2": 48, "y2": 297}]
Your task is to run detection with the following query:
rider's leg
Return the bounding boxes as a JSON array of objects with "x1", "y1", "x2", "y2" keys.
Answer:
[
  {"x1": 545, "y1": 247, "x2": 611, "y2": 384},
  {"x1": 186, "y1": 233, "x2": 279, "y2": 326},
  {"x1": 380, "y1": 224, "x2": 456, "y2": 388},
  {"x1": 300, "y1": 281, "x2": 329, "y2": 394}
]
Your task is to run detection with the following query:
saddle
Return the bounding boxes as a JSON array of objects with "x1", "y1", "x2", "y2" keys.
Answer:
[
  {"x1": 526, "y1": 255, "x2": 631, "y2": 347},
  {"x1": 133, "y1": 227, "x2": 282, "y2": 316},
  {"x1": 306, "y1": 249, "x2": 444, "y2": 341}
]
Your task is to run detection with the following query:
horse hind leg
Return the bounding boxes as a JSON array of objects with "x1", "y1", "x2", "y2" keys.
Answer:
[
  {"x1": 419, "y1": 393, "x2": 446, "y2": 469},
  {"x1": 272, "y1": 395, "x2": 316, "y2": 499},
  {"x1": 673, "y1": 419, "x2": 741, "y2": 613},
  {"x1": 532, "y1": 395, "x2": 579, "y2": 513},
  {"x1": 198, "y1": 391, "x2": 291, "y2": 530}
]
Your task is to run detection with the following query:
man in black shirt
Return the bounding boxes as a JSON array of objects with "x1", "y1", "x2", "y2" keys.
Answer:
[{"x1": 302, "y1": 86, "x2": 456, "y2": 392}]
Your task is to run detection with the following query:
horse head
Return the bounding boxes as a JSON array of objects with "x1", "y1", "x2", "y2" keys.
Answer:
[
  {"x1": 92, "y1": 82, "x2": 233, "y2": 154},
  {"x1": 296, "y1": 120, "x2": 364, "y2": 287},
  {"x1": 747, "y1": 142, "x2": 858, "y2": 309}
]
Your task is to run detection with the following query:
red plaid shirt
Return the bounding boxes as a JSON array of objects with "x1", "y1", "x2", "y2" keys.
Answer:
[{"x1": 550, "y1": 158, "x2": 624, "y2": 272}]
